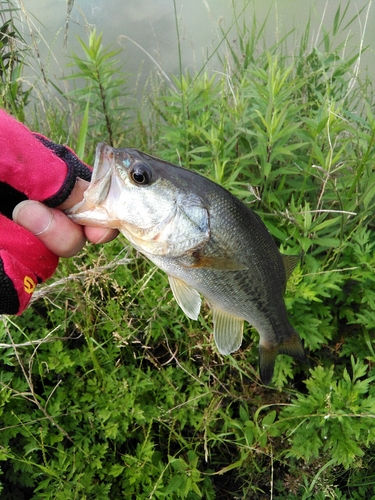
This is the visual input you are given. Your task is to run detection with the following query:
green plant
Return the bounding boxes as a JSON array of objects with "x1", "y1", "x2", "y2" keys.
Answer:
[
  {"x1": 277, "y1": 358, "x2": 375, "y2": 467},
  {"x1": 64, "y1": 29, "x2": 132, "y2": 156},
  {"x1": 0, "y1": 1, "x2": 32, "y2": 120}
]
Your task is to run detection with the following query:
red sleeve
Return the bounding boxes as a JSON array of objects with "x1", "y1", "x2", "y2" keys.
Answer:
[
  {"x1": 0, "y1": 109, "x2": 69, "y2": 201},
  {"x1": 0, "y1": 110, "x2": 92, "y2": 315},
  {"x1": 0, "y1": 215, "x2": 58, "y2": 314}
]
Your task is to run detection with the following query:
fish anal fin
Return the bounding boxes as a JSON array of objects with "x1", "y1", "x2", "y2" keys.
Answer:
[
  {"x1": 282, "y1": 254, "x2": 301, "y2": 281},
  {"x1": 212, "y1": 307, "x2": 244, "y2": 355},
  {"x1": 259, "y1": 330, "x2": 305, "y2": 385},
  {"x1": 168, "y1": 276, "x2": 201, "y2": 320}
]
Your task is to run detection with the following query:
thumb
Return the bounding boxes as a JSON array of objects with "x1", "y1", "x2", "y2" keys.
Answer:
[{"x1": 13, "y1": 200, "x2": 87, "y2": 257}]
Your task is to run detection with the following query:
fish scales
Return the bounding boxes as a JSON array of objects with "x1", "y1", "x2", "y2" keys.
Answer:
[
  {"x1": 169, "y1": 187, "x2": 289, "y2": 327},
  {"x1": 66, "y1": 143, "x2": 306, "y2": 384}
]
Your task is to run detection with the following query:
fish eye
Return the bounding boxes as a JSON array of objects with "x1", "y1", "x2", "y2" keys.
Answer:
[{"x1": 130, "y1": 163, "x2": 152, "y2": 186}]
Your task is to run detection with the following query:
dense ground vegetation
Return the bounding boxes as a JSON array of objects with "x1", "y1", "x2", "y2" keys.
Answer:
[{"x1": 1, "y1": 1, "x2": 375, "y2": 498}]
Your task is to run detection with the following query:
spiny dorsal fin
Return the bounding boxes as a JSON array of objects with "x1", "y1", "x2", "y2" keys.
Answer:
[
  {"x1": 168, "y1": 276, "x2": 201, "y2": 320},
  {"x1": 281, "y1": 254, "x2": 301, "y2": 281},
  {"x1": 212, "y1": 307, "x2": 244, "y2": 355}
]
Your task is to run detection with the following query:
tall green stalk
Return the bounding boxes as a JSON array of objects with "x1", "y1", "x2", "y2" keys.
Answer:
[{"x1": 64, "y1": 29, "x2": 130, "y2": 151}]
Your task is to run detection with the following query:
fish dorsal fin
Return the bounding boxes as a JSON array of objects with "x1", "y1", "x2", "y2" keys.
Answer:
[
  {"x1": 212, "y1": 307, "x2": 244, "y2": 355},
  {"x1": 168, "y1": 276, "x2": 201, "y2": 320},
  {"x1": 282, "y1": 254, "x2": 301, "y2": 280}
]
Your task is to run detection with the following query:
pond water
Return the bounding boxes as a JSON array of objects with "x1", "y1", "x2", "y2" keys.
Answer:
[{"x1": 15, "y1": 0, "x2": 375, "y2": 93}]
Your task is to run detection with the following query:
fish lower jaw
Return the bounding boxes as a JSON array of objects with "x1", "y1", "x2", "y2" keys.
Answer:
[{"x1": 67, "y1": 212, "x2": 121, "y2": 228}]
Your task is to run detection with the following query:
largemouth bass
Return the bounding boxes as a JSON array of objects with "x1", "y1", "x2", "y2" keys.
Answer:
[{"x1": 66, "y1": 143, "x2": 305, "y2": 384}]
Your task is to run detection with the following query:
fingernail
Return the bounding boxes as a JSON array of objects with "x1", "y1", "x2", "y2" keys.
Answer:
[
  {"x1": 13, "y1": 200, "x2": 54, "y2": 236},
  {"x1": 95, "y1": 227, "x2": 112, "y2": 244}
]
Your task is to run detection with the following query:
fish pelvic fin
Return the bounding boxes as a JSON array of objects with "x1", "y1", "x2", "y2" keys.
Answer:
[
  {"x1": 259, "y1": 330, "x2": 305, "y2": 385},
  {"x1": 168, "y1": 276, "x2": 201, "y2": 320},
  {"x1": 212, "y1": 307, "x2": 244, "y2": 355}
]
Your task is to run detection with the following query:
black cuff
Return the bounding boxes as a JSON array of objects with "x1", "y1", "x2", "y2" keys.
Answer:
[
  {"x1": 0, "y1": 181, "x2": 28, "y2": 219},
  {"x1": 33, "y1": 134, "x2": 92, "y2": 208},
  {"x1": 0, "y1": 256, "x2": 20, "y2": 314}
]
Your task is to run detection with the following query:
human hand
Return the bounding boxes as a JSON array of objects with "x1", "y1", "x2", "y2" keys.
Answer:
[
  {"x1": 13, "y1": 178, "x2": 118, "y2": 258},
  {"x1": 0, "y1": 109, "x2": 118, "y2": 315}
]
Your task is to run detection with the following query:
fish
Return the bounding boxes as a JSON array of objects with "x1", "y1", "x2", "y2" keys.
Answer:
[{"x1": 66, "y1": 143, "x2": 305, "y2": 384}]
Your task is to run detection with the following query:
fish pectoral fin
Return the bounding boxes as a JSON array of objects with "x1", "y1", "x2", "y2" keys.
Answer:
[
  {"x1": 168, "y1": 276, "x2": 201, "y2": 320},
  {"x1": 212, "y1": 307, "x2": 244, "y2": 355},
  {"x1": 259, "y1": 330, "x2": 305, "y2": 385},
  {"x1": 182, "y1": 253, "x2": 248, "y2": 271}
]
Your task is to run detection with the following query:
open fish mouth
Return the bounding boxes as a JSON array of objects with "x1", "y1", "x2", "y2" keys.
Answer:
[
  {"x1": 87, "y1": 142, "x2": 115, "y2": 200},
  {"x1": 65, "y1": 143, "x2": 122, "y2": 227}
]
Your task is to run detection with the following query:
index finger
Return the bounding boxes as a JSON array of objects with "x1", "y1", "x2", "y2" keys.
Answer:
[{"x1": 58, "y1": 178, "x2": 90, "y2": 210}]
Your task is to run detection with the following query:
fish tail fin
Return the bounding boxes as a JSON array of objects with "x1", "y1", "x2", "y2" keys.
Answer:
[
  {"x1": 258, "y1": 345, "x2": 279, "y2": 386},
  {"x1": 259, "y1": 330, "x2": 305, "y2": 385}
]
